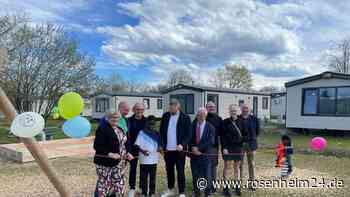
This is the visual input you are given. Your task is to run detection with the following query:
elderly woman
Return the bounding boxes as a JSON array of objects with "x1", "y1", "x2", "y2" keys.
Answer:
[
  {"x1": 93, "y1": 111, "x2": 134, "y2": 197},
  {"x1": 221, "y1": 105, "x2": 243, "y2": 196}
]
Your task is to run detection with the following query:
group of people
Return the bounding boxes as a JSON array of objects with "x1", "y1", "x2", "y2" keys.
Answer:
[{"x1": 93, "y1": 99, "x2": 260, "y2": 197}]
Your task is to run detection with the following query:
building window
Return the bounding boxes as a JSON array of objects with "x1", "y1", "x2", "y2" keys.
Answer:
[
  {"x1": 207, "y1": 94, "x2": 219, "y2": 113},
  {"x1": 157, "y1": 99, "x2": 163, "y2": 110},
  {"x1": 302, "y1": 87, "x2": 350, "y2": 116},
  {"x1": 170, "y1": 94, "x2": 194, "y2": 114},
  {"x1": 319, "y1": 88, "x2": 336, "y2": 114},
  {"x1": 96, "y1": 98, "x2": 109, "y2": 113},
  {"x1": 262, "y1": 97, "x2": 269, "y2": 109},
  {"x1": 302, "y1": 89, "x2": 318, "y2": 115},
  {"x1": 143, "y1": 98, "x2": 150, "y2": 109},
  {"x1": 238, "y1": 99, "x2": 244, "y2": 107},
  {"x1": 337, "y1": 87, "x2": 350, "y2": 114}
]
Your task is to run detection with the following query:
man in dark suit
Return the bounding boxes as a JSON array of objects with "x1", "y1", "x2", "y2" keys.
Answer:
[
  {"x1": 190, "y1": 107, "x2": 215, "y2": 197},
  {"x1": 160, "y1": 99, "x2": 192, "y2": 197},
  {"x1": 239, "y1": 104, "x2": 260, "y2": 191}
]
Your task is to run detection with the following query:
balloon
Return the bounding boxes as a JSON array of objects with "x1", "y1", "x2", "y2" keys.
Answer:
[
  {"x1": 58, "y1": 92, "x2": 84, "y2": 119},
  {"x1": 10, "y1": 112, "x2": 45, "y2": 138},
  {"x1": 310, "y1": 137, "x2": 327, "y2": 151},
  {"x1": 62, "y1": 116, "x2": 91, "y2": 138}
]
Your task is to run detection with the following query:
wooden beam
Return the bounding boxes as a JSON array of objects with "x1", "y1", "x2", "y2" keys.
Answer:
[{"x1": 0, "y1": 87, "x2": 71, "y2": 197}]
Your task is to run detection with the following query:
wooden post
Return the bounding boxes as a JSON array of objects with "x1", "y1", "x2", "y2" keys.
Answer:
[{"x1": 0, "y1": 87, "x2": 71, "y2": 197}]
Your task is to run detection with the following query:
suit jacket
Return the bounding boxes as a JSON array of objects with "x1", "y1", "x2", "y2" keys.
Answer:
[
  {"x1": 160, "y1": 111, "x2": 192, "y2": 150},
  {"x1": 189, "y1": 121, "x2": 215, "y2": 161},
  {"x1": 93, "y1": 124, "x2": 130, "y2": 167},
  {"x1": 238, "y1": 115, "x2": 260, "y2": 151}
]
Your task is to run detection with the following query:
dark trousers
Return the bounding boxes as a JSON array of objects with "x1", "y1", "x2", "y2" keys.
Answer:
[
  {"x1": 129, "y1": 157, "x2": 139, "y2": 189},
  {"x1": 210, "y1": 148, "x2": 218, "y2": 192},
  {"x1": 164, "y1": 151, "x2": 186, "y2": 193},
  {"x1": 140, "y1": 164, "x2": 157, "y2": 195},
  {"x1": 190, "y1": 156, "x2": 212, "y2": 195}
]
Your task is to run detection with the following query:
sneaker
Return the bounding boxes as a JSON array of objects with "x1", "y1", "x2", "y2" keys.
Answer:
[
  {"x1": 179, "y1": 194, "x2": 186, "y2": 197},
  {"x1": 160, "y1": 189, "x2": 176, "y2": 197},
  {"x1": 128, "y1": 189, "x2": 136, "y2": 197}
]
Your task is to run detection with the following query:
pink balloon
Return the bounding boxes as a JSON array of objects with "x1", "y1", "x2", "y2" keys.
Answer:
[{"x1": 310, "y1": 137, "x2": 327, "y2": 151}]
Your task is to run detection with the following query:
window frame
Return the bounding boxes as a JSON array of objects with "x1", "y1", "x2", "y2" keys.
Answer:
[
  {"x1": 143, "y1": 98, "x2": 150, "y2": 109},
  {"x1": 301, "y1": 86, "x2": 350, "y2": 117},
  {"x1": 157, "y1": 98, "x2": 163, "y2": 110},
  {"x1": 95, "y1": 98, "x2": 110, "y2": 113},
  {"x1": 262, "y1": 97, "x2": 269, "y2": 110},
  {"x1": 170, "y1": 94, "x2": 195, "y2": 114}
]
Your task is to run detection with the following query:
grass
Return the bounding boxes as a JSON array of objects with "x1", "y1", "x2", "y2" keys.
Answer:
[{"x1": 0, "y1": 118, "x2": 98, "y2": 144}]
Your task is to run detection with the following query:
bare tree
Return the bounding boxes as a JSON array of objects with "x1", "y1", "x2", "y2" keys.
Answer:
[
  {"x1": 211, "y1": 64, "x2": 252, "y2": 89},
  {"x1": 107, "y1": 72, "x2": 128, "y2": 92},
  {"x1": 166, "y1": 69, "x2": 194, "y2": 87},
  {"x1": 328, "y1": 39, "x2": 350, "y2": 73},
  {"x1": 259, "y1": 85, "x2": 284, "y2": 93},
  {"x1": 0, "y1": 22, "x2": 95, "y2": 119}
]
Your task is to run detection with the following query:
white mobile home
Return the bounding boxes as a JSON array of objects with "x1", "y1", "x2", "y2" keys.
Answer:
[
  {"x1": 92, "y1": 92, "x2": 163, "y2": 119},
  {"x1": 163, "y1": 84, "x2": 271, "y2": 120},
  {"x1": 271, "y1": 92, "x2": 286, "y2": 123},
  {"x1": 285, "y1": 71, "x2": 350, "y2": 131}
]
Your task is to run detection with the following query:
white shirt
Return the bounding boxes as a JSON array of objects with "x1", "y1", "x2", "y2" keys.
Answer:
[
  {"x1": 166, "y1": 111, "x2": 179, "y2": 151},
  {"x1": 197, "y1": 120, "x2": 206, "y2": 141},
  {"x1": 135, "y1": 131, "x2": 160, "y2": 164}
]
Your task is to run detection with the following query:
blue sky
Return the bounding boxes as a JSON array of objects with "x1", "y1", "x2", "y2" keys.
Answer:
[{"x1": 1, "y1": 0, "x2": 350, "y2": 89}]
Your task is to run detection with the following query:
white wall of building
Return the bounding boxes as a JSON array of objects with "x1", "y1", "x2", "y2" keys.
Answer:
[
  {"x1": 271, "y1": 95, "x2": 286, "y2": 123},
  {"x1": 286, "y1": 78, "x2": 350, "y2": 130}
]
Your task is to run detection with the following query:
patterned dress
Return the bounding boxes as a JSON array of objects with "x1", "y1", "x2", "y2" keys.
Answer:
[{"x1": 96, "y1": 128, "x2": 128, "y2": 197}]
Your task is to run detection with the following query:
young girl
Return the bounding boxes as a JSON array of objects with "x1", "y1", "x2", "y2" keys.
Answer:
[
  {"x1": 134, "y1": 115, "x2": 161, "y2": 197},
  {"x1": 275, "y1": 135, "x2": 293, "y2": 177}
]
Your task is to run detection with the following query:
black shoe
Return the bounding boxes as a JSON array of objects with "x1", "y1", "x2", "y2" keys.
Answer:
[
  {"x1": 234, "y1": 187, "x2": 242, "y2": 196},
  {"x1": 192, "y1": 191, "x2": 200, "y2": 197},
  {"x1": 223, "y1": 188, "x2": 232, "y2": 197},
  {"x1": 248, "y1": 186, "x2": 256, "y2": 192}
]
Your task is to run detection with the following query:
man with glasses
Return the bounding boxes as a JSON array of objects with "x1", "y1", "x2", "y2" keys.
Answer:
[{"x1": 128, "y1": 103, "x2": 147, "y2": 197}]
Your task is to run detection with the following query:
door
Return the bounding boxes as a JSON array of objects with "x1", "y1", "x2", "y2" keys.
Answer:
[{"x1": 253, "y1": 96, "x2": 258, "y2": 117}]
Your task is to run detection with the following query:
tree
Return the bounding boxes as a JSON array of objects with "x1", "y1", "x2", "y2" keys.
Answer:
[
  {"x1": 211, "y1": 64, "x2": 252, "y2": 89},
  {"x1": 166, "y1": 69, "x2": 194, "y2": 87},
  {"x1": 107, "y1": 72, "x2": 128, "y2": 92},
  {"x1": 0, "y1": 21, "x2": 96, "y2": 119},
  {"x1": 328, "y1": 39, "x2": 350, "y2": 73}
]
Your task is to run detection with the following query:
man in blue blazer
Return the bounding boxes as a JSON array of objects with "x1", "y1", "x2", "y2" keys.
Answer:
[{"x1": 190, "y1": 107, "x2": 216, "y2": 197}]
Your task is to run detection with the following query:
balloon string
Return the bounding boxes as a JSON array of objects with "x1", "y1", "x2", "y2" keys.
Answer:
[{"x1": 94, "y1": 150, "x2": 254, "y2": 160}]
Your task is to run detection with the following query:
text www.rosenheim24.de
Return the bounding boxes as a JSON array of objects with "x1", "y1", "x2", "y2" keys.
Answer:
[{"x1": 196, "y1": 178, "x2": 344, "y2": 190}]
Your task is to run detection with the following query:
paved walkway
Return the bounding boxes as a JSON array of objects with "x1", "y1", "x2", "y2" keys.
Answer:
[{"x1": 0, "y1": 137, "x2": 94, "y2": 163}]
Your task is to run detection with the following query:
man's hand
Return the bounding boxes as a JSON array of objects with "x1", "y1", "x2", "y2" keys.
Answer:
[
  {"x1": 223, "y1": 149, "x2": 229, "y2": 155},
  {"x1": 126, "y1": 153, "x2": 134, "y2": 161},
  {"x1": 192, "y1": 147, "x2": 202, "y2": 156},
  {"x1": 108, "y1": 153, "x2": 120, "y2": 160},
  {"x1": 176, "y1": 144, "x2": 183, "y2": 152}
]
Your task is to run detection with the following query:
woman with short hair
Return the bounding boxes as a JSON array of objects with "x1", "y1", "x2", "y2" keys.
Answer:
[
  {"x1": 221, "y1": 105, "x2": 243, "y2": 196},
  {"x1": 93, "y1": 111, "x2": 134, "y2": 197}
]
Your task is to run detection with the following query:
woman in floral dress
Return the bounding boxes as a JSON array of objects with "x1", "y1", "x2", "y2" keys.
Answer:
[{"x1": 93, "y1": 111, "x2": 134, "y2": 197}]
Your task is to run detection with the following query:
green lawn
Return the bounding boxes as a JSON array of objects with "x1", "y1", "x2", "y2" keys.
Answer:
[{"x1": 0, "y1": 118, "x2": 98, "y2": 144}]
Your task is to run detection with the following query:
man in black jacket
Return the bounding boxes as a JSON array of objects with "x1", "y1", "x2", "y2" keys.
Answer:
[
  {"x1": 239, "y1": 104, "x2": 260, "y2": 191},
  {"x1": 127, "y1": 103, "x2": 147, "y2": 197},
  {"x1": 205, "y1": 101, "x2": 223, "y2": 193},
  {"x1": 160, "y1": 99, "x2": 192, "y2": 197}
]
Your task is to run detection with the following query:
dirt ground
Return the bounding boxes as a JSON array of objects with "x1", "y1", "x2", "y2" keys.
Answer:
[{"x1": 0, "y1": 150, "x2": 349, "y2": 197}]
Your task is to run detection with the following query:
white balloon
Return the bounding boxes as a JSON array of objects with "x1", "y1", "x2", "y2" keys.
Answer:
[{"x1": 10, "y1": 112, "x2": 45, "y2": 138}]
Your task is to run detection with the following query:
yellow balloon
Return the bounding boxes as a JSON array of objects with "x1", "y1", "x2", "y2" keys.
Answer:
[{"x1": 58, "y1": 92, "x2": 84, "y2": 119}]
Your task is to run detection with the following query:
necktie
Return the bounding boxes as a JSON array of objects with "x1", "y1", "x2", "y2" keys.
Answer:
[{"x1": 196, "y1": 124, "x2": 201, "y2": 145}]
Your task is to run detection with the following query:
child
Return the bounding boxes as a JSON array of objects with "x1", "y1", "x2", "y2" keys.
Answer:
[
  {"x1": 275, "y1": 135, "x2": 293, "y2": 177},
  {"x1": 134, "y1": 115, "x2": 160, "y2": 197}
]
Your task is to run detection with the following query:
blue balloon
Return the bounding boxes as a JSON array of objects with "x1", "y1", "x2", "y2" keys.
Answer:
[{"x1": 63, "y1": 116, "x2": 91, "y2": 138}]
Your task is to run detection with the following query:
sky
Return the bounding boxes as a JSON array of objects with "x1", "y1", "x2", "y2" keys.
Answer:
[{"x1": 1, "y1": 0, "x2": 350, "y2": 90}]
